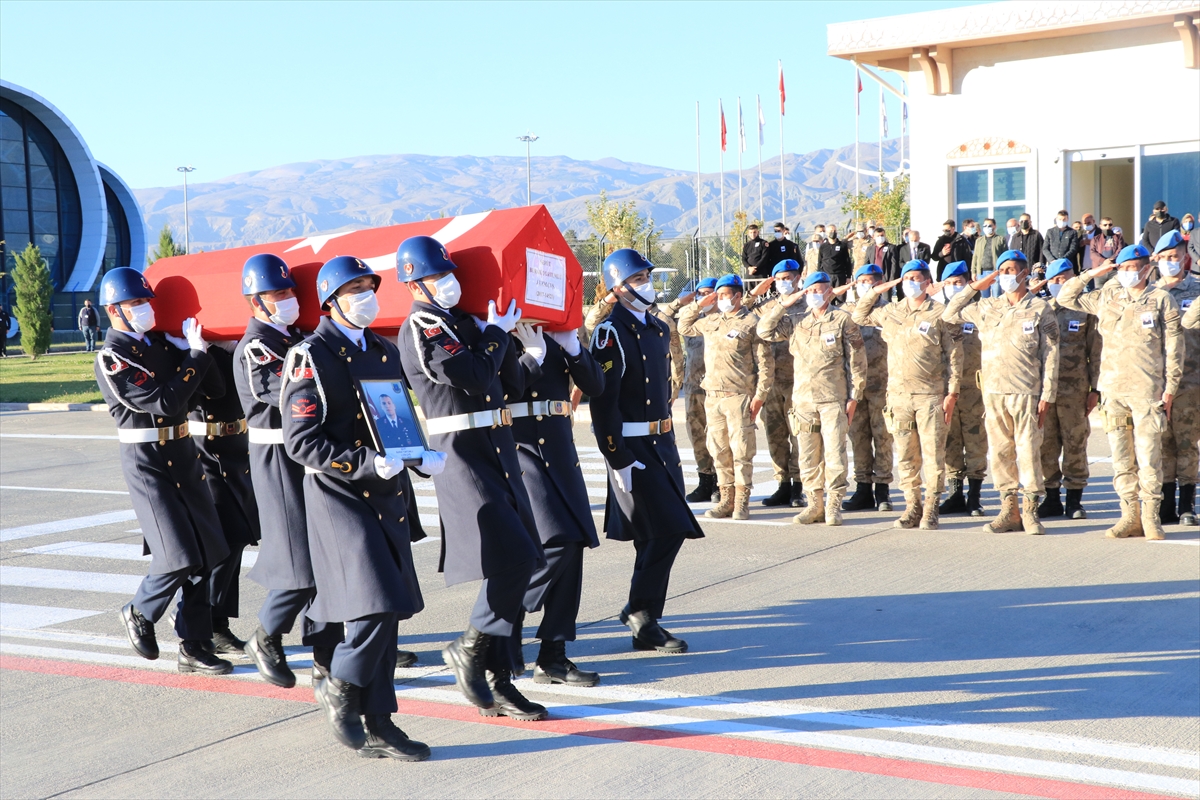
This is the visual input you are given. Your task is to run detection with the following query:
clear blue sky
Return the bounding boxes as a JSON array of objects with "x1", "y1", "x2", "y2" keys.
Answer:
[{"x1": 1, "y1": 0, "x2": 979, "y2": 189}]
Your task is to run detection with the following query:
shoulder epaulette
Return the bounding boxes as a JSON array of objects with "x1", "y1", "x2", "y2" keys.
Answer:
[
  {"x1": 408, "y1": 311, "x2": 455, "y2": 384},
  {"x1": 279, "y1": 342, "x2": 326, "y2": 423},
  {"x1": 245, "y1": 339, "x2": 283, "y2": 366},
  {"x1": 590, "y1": 320, "x2": 626, "y2": 377},
  {"x1": 95, "y1": 348, "x2": 151, "y2": 414}
]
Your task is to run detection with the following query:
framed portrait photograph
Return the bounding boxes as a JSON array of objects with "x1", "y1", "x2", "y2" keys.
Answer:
[{"x1": 356, "y1": 379, "x2": 429, "y2": 464}]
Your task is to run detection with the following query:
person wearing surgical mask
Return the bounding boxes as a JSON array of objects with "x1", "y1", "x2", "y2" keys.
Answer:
[
  {"x1": 1042, "y1": 209, "x2": 1080, "y2": 268},
  {"x1": 899, "y1": 228, "x2": 930, "y2": 267},
  {"x1": 972, "y1": 217, "x2": 1007, "y2": 280},
  {"x1": 1010, "y1": 213, "x2": 1044, "y2": 267},
  {"x1": 865, "y1": 227, "x2": 900, "y2": 285}
]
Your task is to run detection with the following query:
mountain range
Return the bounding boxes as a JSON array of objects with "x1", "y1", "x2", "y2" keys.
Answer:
[{"x1": 133, "y1": 140, "x2": 901, "y2": 252}]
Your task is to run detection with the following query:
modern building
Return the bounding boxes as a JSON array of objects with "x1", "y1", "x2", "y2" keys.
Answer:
[
  {"x1": 829, "y1": 0, "x2": 1200, "y2": 248},
  {"x1": 1, "y1": 79, "x2": 146, "y2": 325}
]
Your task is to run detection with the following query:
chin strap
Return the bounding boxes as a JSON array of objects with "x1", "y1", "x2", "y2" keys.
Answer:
[{"x1": 415, "y1": 280, "x2": 445, "y2": 309}]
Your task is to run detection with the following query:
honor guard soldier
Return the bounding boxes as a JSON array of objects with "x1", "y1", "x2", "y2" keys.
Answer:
[
  {"x1": 934, "y1": 261, "x2": 989, "y2": 518},
  {"x1": 1152, "y1": 231, "x2": 1199, "y2": 526},
  {"x1": 943, "y1": 250, "x2": 1060, "y2": 535},
  {"x1": 95, "y1": 268, "x2": 233, "y2": 675},
  {"x1": 1059, "y1": 244, "x2": 1184, "y2": 539},
  {"x1": 757, "y1": 271, "x2": 866, "y2": 525},
  {"x1": 233, "y1": 254, "x2": 346, "y2": 689},
  {"x1": 677, "y1": 274, "x2": 774, "y2": 520},
  {"x1": 281, "y1": 255, "x2": 442, "y2": 760},
  {"x1": 752, "y1": 260, "x2": 805, "y2": 509},
  {"x1": 395, "y1": 236, "x2": 548, "y2": 721},
  {"x1": 1039, "y1": 258, "x2": 1102, "y2": 520},
  {"x1": 854, "y1": 260, "x2": 964, "y2": 529},
  {"x1": 585, "y1": 284, "x2": 686, "y2": 403},
  {"x1": 682, "y1": 277, "x2": 720, "y2": 503},
  {"x1": 590, "y1": 249, "x2": 703, "y2": 653}
]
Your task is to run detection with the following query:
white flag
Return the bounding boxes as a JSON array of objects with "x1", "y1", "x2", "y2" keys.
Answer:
[
  {"x1": 757, "y1": 94, "x2": 765, "y2": 146},
  {"x1": 737, "y1": 97, "x2": 746, "y2": 153},
  {"x1": 881, "y1": 92, "x2": 888, "y2": 137}
]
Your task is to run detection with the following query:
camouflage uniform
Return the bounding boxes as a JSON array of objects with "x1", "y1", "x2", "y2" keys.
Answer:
[
  {"x1": 681, "y1": 322, "x2": 713, "y2": 475},
  {"x1": 1040, "y1": 299, "x2": 1101, "y2": 490},
  {"x1": 753, "y1": 296, "x2": 801, "y2": 485},
  {"x1": 1157, "y1": 274, "x2": 1200, "y2": 487},
  {"x1": 943, "y1": 309, "x2": 988, "y2": 483},
  {"x1": 851, "y1": 236, "x2": 871, "y2": 270},
  {"x1": 847, "y1": 291, "x2": 893, "y2": 485}
]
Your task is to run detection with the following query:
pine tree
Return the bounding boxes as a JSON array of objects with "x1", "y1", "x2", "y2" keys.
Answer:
[
  {"x1": 147, "y1": 224, "x2": 185, "y2": 265},
  {"x1": 13, "y1": 243, "x2": 52, "y2": 359}
]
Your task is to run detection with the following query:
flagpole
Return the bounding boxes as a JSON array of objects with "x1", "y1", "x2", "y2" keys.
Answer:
[
  {"x1": 778, "y1": 60, "x2": 785, "y2": 225},
  {"x1": 737, "y1": 97, "x2": 744, "y2": 216},
  {"x1": 854, "y1": 60, "x2": 860, "y2": 215},
  {"x1": 900, "y1": 78, "x2": 907, "y2": 174},
  {"x1": 695, "y1": 101, "x2": 702, "y2": 238},
  {"x1": 719, "y1": 102, "x2": 726, "y2": 247},
  {"x1": 878, "y1": 83, "x2": 884, "y2": 190},
  {"x1": 757, "y1": 94, "x2": 764, "y2": 223}
]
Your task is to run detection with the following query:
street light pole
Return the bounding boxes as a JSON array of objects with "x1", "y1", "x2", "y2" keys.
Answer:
[
  {"x1": 176, "y1": 166, "x2": 196, "y2": 254},
  {"x1": 516, "y1": 134, "x2": 538, "y2": 206}
]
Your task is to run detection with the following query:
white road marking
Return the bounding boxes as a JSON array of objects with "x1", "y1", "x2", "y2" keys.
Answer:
[
  {"x1": 0, "y1": 433, "x2": 118, "y2": 440},
  {"x1": 1, "y1": 485, "x2": 129, "y2": 495},
  {"x1": 0, "y1": 603, "x2": 104, "y2": 629},
  {"x1": 0, "y1": 566, "x2": 142, "y2": 594},
  {"x1": 14, "y1": 542, "x2": 263, "y2": 569},
  {"x1": 1152, "y1": 539, "x2": 1200, "y2": 546},
  {"x1": 0, "y1": 510, "x2": 138, "y2": 542}
]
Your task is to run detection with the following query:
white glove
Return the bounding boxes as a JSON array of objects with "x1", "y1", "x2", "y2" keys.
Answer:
[
  {"x1": 182, "y1": 317, "x2": 208, "y2": 352},
  {"x1": 486, "y1": 299, "x2": 522, "y2": 333},
  {"x1": 613, "y1": 460, "x2": 645, "y2": 494},
  {"x1": 549, "y1": 328, "x2": 582, "y2": 357},
  {"x1": 419, "y1": 450, "x2": 447, "y2": 476},
  {"x1": 373, "y1": 453, "x2": 402, "y2": 480},
  {"x1": 163, "y1": 333, "x2": 189, "y2": 350},
  {"x1": 513, "y1": 322, "x2": 546, "y2": 365}
]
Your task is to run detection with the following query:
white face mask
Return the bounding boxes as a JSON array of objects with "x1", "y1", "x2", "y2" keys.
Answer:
[
  {"x1": 819, "y1": 231, "x2": 828, "y2": 239},
  {"x1": 776, "y1": 279, "x2": 795, "y2": 295},
  {"x1": 717, "y1": 297, "x2": 734, "y2": 314},
  {"x1": 983, "y1": 225, "x2": 995, "y2": 235},
  {"x1": 856, "y1": 231, "x2": 866, "y2": 239},
  {"x1": 965, "y1": 227, "x2": 976, "y2": 236},
  {"x1": 1084, "y1": 223, "x2": 1095, "y2": 232},
  {"x1": 1007, "y1": 225, "x2": 1017, "y2": 236},
  {"x1": 1159, "y1": 260, "x2": 1182, "y2": 278},
  {"x1": 774, "y1": 231, "x2": 784, "y2": 240},
  {"x1": 1056, "y1": 219, "x2": 1067, "y2": 229},
  {"x1": 805, "y1": 291, "x2": 828, "y2": 310},
  {"x1": 624, "y1": 282, "x2": 655, "y2": 312},
  {"x1": 125, "y1": 303, "x2": 155, "y2": 333},
  {"x1": 338, "y1": 290, "x2": 379, "y2": 328},
  {"x1": 998, "y1": 274, "x2": 1022, "y2": 294},
  {"x1": 942, "y1": 284, "x2": 965, "y2": 302},
  {"x1": 874, "y1": 236, "x2": 886, "y2": 246},
  {"x1": 1117, "y1": 269, "x2": 1143, "y2": 289},
  {"x1": 268, "y1": 296, "x2": 300, "y2": 326},
  {"x1": 431, "y1": 273, "x2": 462, "y2": 309},
  {"x1": 902, "y1": 280, "x2": 924, "y2": 299},
  {"x1": 1048, "y1": 283, "x2": 1063, "y2": 298},
  {"x1": 856, "y1": 281, "x2": 875, "y2": 297},
  {"x1": 1184, "y1": 220, "x2": 1195, "y2": 231}
]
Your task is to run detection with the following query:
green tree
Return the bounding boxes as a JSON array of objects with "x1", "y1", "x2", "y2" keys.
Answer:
[
  {"x1": 585, "y1": 191, "x2": 661, "y2": 256},
  {"x1": 12, "y1": 243, "x2": 52, "y2": 359},
  {"x1": 724, "y1": 208, "x2": 765, "y2": 271},
  {"x1": 841, "y1": 174, "x2": 911, "y2": 237},
  {"x1": 147, "y1": 224, "x2": 185, "y2": 265}
]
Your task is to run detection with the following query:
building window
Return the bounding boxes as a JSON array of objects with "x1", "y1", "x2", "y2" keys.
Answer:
[
  {"x1": 954, "y1": 165, "x2": 1025, "y2": 228},
  {"x1": 103, "y1": 182, "x2": 131, "y2": 273},
  {"x1": 1140, "y1": 151, "x2": 1199, "y2": 235}
]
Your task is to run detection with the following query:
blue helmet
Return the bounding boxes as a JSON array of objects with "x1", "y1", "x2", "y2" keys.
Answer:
[
  {"x1": 397, "y1": 235, "x2": 457, "y2": 283},
  {"x1": 242, "y1": 254, "x2": 295, "y2": 296},
  {"x1": 996, "y1": 249, "x2": 1027, "y2": 269},
  {"x1": 697, "y1": 277, "x2": 718, "y2": 291},
  {"x1": 1116, "y1": 243, "x2": 1151, "y2": 265},
  {"x1": 772, "y1": 259, "x2": 801, "y2": 277},
  {"x1": 940, "y1": 260, "x2": 969, "y2": 280},
  {"x1": 602, "y1": 248, "x2": 653, "y2": 291},
  {"x1": 1045, "y1": 258, "x2": 1074, "y2": 280},
  {"x1": 316, "y1": 256, "x2": 379, "y2": 309},
  {"x1": 715, "y1": 274, "x2": 743, "y2": 292},
  {"x1": 99, "y1": 267, "x2": 154, "y2": 306}
]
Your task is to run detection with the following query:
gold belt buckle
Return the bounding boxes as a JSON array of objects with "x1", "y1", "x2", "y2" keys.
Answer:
[
  {"x1": 499, "y1": 408, "x2": 513, "y2": 426},
  {"x1": 648, "y1": 419, "x2": 661, "y2": 435},
  {"x1": 661, "y1": 417, "x2": 672, "y2": 433},
  {"x1": 548, "y1": 400, "x2": 569, "y2": 416}
]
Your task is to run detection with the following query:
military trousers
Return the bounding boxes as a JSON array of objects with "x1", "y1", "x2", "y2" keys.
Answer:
[
  {"x1": 887, "y1": 393, "x2": 947, "y2": 494},
  {"x1": 791, "y1": 401, "x2": 850, "y2": 497},
  {"x1": 705, "y1": 392, "x2": 757, "y2": 488},
  {"x1": 630, "y1": 533, "x2": 685, "y2": 620},
  {"x1": 133, "y1": 567, "x2": 213, "y2": 641},
  {"x1": 258, "y1": 588, "x2": 345, "y2": 647},
  {"x1": 1039, "y1": 392, "x2": 1092, "y2": 490},
  {"x1": 945, "y1": 386, "x2": 987, "y2": 482},
  {"x1": 1162, "y1": 385, "x2": 1200, "y2": 484},
  {"x1": 984, "y1": 393, "x2": 1045, "y2": 495},
  {"x1": 207, "y1": 543, "x2": 245, "y2": 627},
  {"x1": 762, "y1": 382, "x2": 800, "y2": 483},
  {"x1": 685, "y1": 389, "x2": 714, "y2": 475},
  {"x1": 471, "y1": 559, "x2": 536, "y2": 672},
  {"x1": 1103, "y1": 395, "x2": 1168, "y2": 504},
  {"x1": 522, "y1": 542, "x2": 585, "y2": 643},
  {"x1": 331, "y1": 612, "x2": 399, "y2": 715},
  {"x1": 849, "y1": 387, "x2": 893, "y2": 484}
]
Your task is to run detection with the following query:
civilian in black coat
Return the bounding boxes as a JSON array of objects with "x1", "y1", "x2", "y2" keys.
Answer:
[{"x1": 819, "y1": 227, "x2": 853, "y2": 285}]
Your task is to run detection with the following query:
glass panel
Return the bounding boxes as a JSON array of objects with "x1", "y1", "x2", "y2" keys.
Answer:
[
  {"x1": 956, "y1": 169, "x2": 989, "y2": 205},
  {"x1": 1141, "y1": 151, "x2": 1200, "y2": 238},
  {"x1": 993, "y1": 167, "x2": 1025, "y2": 203},
  {"x1": 25, "y1": 141, "x2": 47, "y2": 167},
  {"x1": 32, "y1": 210, "x2": 58, "y2": 235},
  {"x1": 3, "y1": 209, "x2": 29, "y2": 239},
  {"x1": 31, "y1": 187, "x2": 57, "y2": 211},
  {"x1": 28, "y1": 164, "x2": 54, "y2": 188},
  {"x1": 994, "y1": 204, "x2": 1026, "y2": 225},
  {"x1": 0, "y1": 162, "x2": 26, "y2": 187},
  {"x1": 2, "y1": 184, "x2": 29, "y2": 211},
  {"x1": 0, "y1": 139, "x2": 24, "y2": 164},
  {"x1": 0, "y1": 113, "x2": 22, "y2": 141}
]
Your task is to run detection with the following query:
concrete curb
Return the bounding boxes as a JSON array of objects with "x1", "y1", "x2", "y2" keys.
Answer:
[{"x1": 0, "y1": 403, "x2": 108, "y2": 412}]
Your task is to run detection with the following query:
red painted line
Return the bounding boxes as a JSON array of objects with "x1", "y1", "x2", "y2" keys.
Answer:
[{"x1": 0, "y1": 654, "x2": 1179, "y2": 800}]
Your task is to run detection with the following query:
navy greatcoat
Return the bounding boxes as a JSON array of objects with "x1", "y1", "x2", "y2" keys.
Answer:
[
  {"x1": 280, "y1": 318, "x2": 424, "y2": 623},
  {"x1": 590, "y1": 304, "x2": 704, "y2": 542},
  {"x1": 398, "y1": 301, "x2": 544, "y2": 585},
  {"x1": 94, "y1": 329, "x2": 231, "y2": 574}
]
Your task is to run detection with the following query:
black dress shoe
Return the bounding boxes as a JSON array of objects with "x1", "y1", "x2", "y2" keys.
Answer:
[
  {"x1": 533, "y1": 640, "x2": 600, "y2": 687},
  {"x1": 480, "y1": 668, "x2": 548, "y2": 721},
  {"x1": 314, "y1": 675, "x2": 366, "y2": 750},
  {"x1": 442, "y1": 627, "x2": 495, "y2": 709},
  {"x1": 245, "y1": 627, "x2": 296, "y2": 688},
  {"x1": 211, "y1": 627, "x2": 248, "y2": 655},
  {"x1": 312, "y1": 645, "x2": 335, "y2": 684},
  {"x1": 121, "y1": 603, "x2": 159, "y2": 660},
  {"x1": 396, "y1": 649, "x2": 418, "y2": 669},
  {"x1": 625, "y1": 609, "x2": 688, "y2": 654},
  {"x1": 178, "y1": 640, "x2": 233, "y2": 675},
  {"x1": 358, "y1": 715, "x2": 431, "y2": 760}
]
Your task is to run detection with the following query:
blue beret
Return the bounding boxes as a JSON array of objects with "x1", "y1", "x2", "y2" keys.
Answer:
[
  {"x1": 715, "y1": 274, "x2": 743, "y2": 291},
  {"x1": 1154, "y1": 229, "x2": 1184, "y2": 254},
  {"x1": 697, "y1": 277, "x2": 718, "y2": 291},
  {"x1": 1045, "y1": 258, "x2": 1073, "y2": 280},
  {"x1": 996, "y1": 249, "x2": 1027, "y2": 268},
  {"x1": 900, "y1": 259, "x2": 930, "y2": 277},
  {"x1": 802, "y1": 271, "x2": 831, "y2": 289},
  {"x1": 854, "y1": 264, "x2": 883, "y2": 280},
  {"x1": 772, "y1": 259, "x2": 801, "y2": 276},
  {"x1": 1116, "y1": 244, "x2": 1151, "y2": 265},
  {"x1": 940, "y1": 260, "x2": 968, "y2": 280}
]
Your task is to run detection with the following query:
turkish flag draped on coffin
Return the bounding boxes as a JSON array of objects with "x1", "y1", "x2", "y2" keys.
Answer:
[{"x1": 143, "y1": 205, "x2": 584, "y2": 339}]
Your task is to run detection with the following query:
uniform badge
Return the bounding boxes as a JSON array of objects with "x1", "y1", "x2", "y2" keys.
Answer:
[
  {"x1": 292, "y1": 366, "x2": 314, "y2": 380},
  {"x1": 320, "y1": 279, "x2": 329, "y2": 294},
  {"x1": 1141, "y1": 312, "x2": 1154, "y2": 329},
  {"x1": 823, "y1": 333, "x2": 837, "y2": 347},
  {"x1": 917, "y1": 321, "x2": 931, "y2": 335},
  {"x1": 601, "y1": 360, "x2": 613, "y2": 372},
  {"x1": 1183, "y1": 299, "x2": 1193, "y2": 311},
  {"x1": 131, "y1": 370, "x2": 150, "y2": 387},
  {"x1": 423, "y1": 326, "x2": 442, "y2": 338},
  {"x1": 725, "y1": 329, "x2": 741, "y2": 339},
  {"x1": 244, "y1": 275, "x2": 253, "y2": 287},
  {"x1": 962, "y1": 322, "x2": 975, "y2": 334},
  {"x1": 291, "y1": 398, "x2": 317, "y2": 418},
  {"x1": 404, "y1": 262, "x2": 414, "y2": 275},
  {"x1": 1022, "y1": 321, "x2": 1036, "y2": 335},
  {"x1": 441, "y1": 341, "x2": 464, "y2": 355},
  {"x1": 1068, "y1": 319, "x2": 1081, "y2": 333}
]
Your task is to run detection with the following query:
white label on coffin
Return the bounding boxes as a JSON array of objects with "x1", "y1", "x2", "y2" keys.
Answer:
[{"x1": 525, "y1": 248, "x2": 566, "y2": 311}]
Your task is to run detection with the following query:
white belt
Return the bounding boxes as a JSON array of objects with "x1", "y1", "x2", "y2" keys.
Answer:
[
  {"x1": 425, "y1": 408, "x2": 513, "y2": 435},
  {"x1": 305, "y1": 466, "x2": 322, "y2": 475},
  {"x1": 188, "y1": 419, "x2": 248, "y2": 438},
  {"x1": 248, "y1": 427, "x2": 285, "y2": 445},
  {"x1": 622, "y1": 418, "x2": 672, "y2": 437},
  {"x1": 508, "y1": 400, "x2": 571, "y2": 419},
  {"x1": 117, "y1": 423, "x2": 189, "y2": 444}
]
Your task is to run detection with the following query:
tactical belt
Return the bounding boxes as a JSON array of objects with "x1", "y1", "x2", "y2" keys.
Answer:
[
  {"x1": 425, "y1": 408, "x2": 513, "y2": 435},
  {"x1": 622, "y1": 418, "x2": 672, "y2": 437},
  {"x1": 117, "y1": 422, "x2": 189, "y2": 444},
  {"x1": 188, "y1": 419, "x2": 248, "y2": 438},
  {"x1": 247, "y1": 426, "x2": 285, "y2": 445},
  {"x1": 508, "y1": 400, "x2": 570, "y2": 419}
]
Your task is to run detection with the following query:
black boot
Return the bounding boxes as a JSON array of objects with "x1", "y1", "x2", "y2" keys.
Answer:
[
  {"x1": 120, "y1": 603, "x2": 159, "y2": 660},
  {"x1": 686, "y1": 472, "x2": 716, "y2": 503},
  {"x1": 625, "y1": 609, "x2": 688, "y2": 654},
  {"x1": 1038, "y1": 487, "x2": 1064, "y2": 518},
  {"x1": 314, "y1": 675, "x2": 366, "y2": 750},
  {"x1": 939, "y1": 479, "x2": 967, "y2": 514},
  {"x1": 442, "y1": 627, "x2": 495, "y2": 709},
  {"x1": 1064, "y1": 488, "x2": 1087, "y2": 519},
  {"x1": 178, "y1": 640, "x2": 233, "y2": 675},
  {"x1": 875, "y1": 483, "x2": 892, "y2": 512},
  {"x1": 396, "y1": 650, "x2": 418, "y2": 669},
  {"x1": 312, "y1": 645, "x2": 335, "y2": 683},
  {"x1": 244, "y1": 627, "x2": 296, "y2": 688},
  {"x1": 480, "y1": 667, "x2": 548, "y2": 721},
  {"x1": 842, "y1": 482, "x2": 875, "y2": 511},
  {"x1": 210, "y1": 618, "x2": 247, "y2": 656},
  {"x1": 790, "y1": 480, "x2": 806, "y2": 507},
  {"x1": 761, "y1": 479, "x2": 791, "y2": 507},
  {"x1": 533, "y1": 640, "x2": 600, "y2": 687},
  {"x1": 1179, "y1": 484, "x2": 1197, "y2": 526},
  {"x1": 359, "y1": 715, "x2": 431, "y2": 761},
  {"x1": 966, "y1": 478, "x2": 985, "y2": 517},
  {"x1": 1160, "y1": 482, "x2": 1180, "y2": 524}
]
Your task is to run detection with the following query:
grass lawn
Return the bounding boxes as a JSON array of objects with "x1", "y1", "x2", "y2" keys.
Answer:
[{"x1": 0, "y1": 352, "x2": 103, "y2": 404}]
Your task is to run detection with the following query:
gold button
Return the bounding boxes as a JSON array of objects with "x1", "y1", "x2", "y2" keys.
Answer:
[
  {"x1": 200, "y1": 475, "x2": 206, "y2": 481},
  {"x1": 486, "y1": 395, "x2": 491, "y2": 402},
  {"x1": 357, "y1": 413, "x2": 363, "y2": 419},
  {"x1": 532, "y1": 391, "x2": 538, "y2": 398},
  {"x1": 646, "y1": 399, "x2": 651, "y2": 405},
  {"x1": 564, "y1": 369, "x2": 569, "y2": 373},
  {"x1": 207, "y1": 435, "x2": 214, "y2": 441},
  {"x1": 521, "y1": 470, "x2": 525, "y2": 475},
  {"x1": 678, "y1": 461, "x2": 682, "y2": 466},
  {"x1": 660, "y1": 331, "x2": 664, "y2": 337},
  {"x1": 382, "y1": 355, "x2": 387, "y2": 362},
  {"x1": 207, "y1": 414, "x2": 214, "y2": 420},
  {"x1": 363, "y1": 490, "x2": 370, "y2": 497},
  {"x1": 176, "y1": 367, "x2": 180, "y2": 372},
  {"x1": 157, "y1": 417, "x2": 164, "y2": 423},
  {"x1": 652, "y1": 439, "x2": 657, "y2": 444},
  {"x1": 645, "y1": 378, "x2": 649, "y2": 383},
  {"x1": 536, "y1": 415, "x2": 543, "y2": 420},
  {"x1": 399, "y1": 517, "x2": 405, "y2": 522},
  {"x1": 167, "y1": 460, "x2": 173, "y2": 466},
  {"x1": 397, "y1": 490, "x2": 403, "y2": 496},
  {"x1": 545, "y1": 461, "x2": 550, "y2": 467},
  {"x1": 505, "y1": 472, "x2": 510, "y2": 479},
  {"x1": 575, "y1": 461, "x2": 580, "y2": 467},
  {"x1": 346, "y1": 356, "x2": 352, "y2": 362},
  {"x1": 176, "y1": 483, "x2": 181, "y2": 488},
  {"x1": 355, "y1": 440, "x2": 362, "y2": 447},
  {"x1": 245, "y1": 469, "x2": 249, "y2": 474},
  {"x1": 636, "y1": 334, "x2": 641, "y2": 339},
  {"x1": 642, "y1": 355, "x2": 647, "y2": 361},
  {"x1": 538, "y1": 438, "x2": 544, "y2": 445},
  {"x1": 378, "y1": 513, "x2": 382, "y2": 520},
  {"x1": 496, "y1": 447, "x2": 501, "y2": 454}
]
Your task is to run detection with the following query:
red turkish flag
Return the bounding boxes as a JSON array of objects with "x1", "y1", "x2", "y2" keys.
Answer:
[
  {"x1": 778, "y1": 61, "x2": 786, "y2": 116},
  {"x1": 720, "y1": 100, "x2": 727, "y2": 152}
]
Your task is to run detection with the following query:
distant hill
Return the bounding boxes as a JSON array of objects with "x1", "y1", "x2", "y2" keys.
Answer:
[{"x1": 134, "y1": 140, "x2": 900, "y2": 252}]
